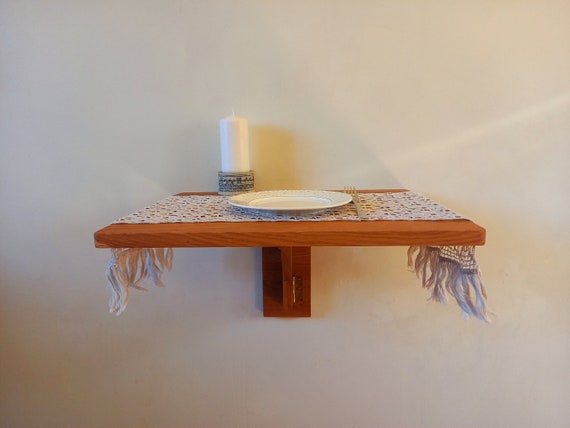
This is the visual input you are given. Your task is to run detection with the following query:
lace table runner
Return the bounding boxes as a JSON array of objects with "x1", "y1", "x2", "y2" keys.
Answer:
[
  {"x1": 105, "y1": 191, "x2": 489, "y2": 322},
  {"x1": 113, "y1": 191, "x2": 468, "y2": 224}
]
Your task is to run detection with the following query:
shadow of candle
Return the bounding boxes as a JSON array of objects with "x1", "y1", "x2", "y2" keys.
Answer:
[{"x1": 250, "y1": 125, "x2": 303, "y2": 190}]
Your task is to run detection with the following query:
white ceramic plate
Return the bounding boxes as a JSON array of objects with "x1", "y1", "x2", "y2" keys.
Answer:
[{"x1": 228, "y1": 190, "x2": 352, "y2": 215}]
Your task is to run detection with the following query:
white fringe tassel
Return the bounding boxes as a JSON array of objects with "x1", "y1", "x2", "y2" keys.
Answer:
[
  {"x1": 106, "y1": 248, "x2": 173, "y2": 315},
  {"x1": 408, "y1": 246, "x2": 490, "y2": 322}
]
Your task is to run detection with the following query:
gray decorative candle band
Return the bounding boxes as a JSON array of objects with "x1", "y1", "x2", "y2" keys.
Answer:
[{"x1": 218, "y1": 170, "x2": 255, "y2": 195}]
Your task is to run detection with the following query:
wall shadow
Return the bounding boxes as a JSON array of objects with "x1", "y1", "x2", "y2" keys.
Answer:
[{"x1": 250, "y1": 125, "x2": 305, "y2": 190}]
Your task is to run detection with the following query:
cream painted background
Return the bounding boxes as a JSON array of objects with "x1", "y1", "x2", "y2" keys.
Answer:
[{"x1": 1, "y1": 1, "x2": 569, "y2": 427}]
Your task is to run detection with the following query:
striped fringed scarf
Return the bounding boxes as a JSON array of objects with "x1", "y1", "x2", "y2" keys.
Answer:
[
  {"x1": 106, "y1": 248, "x2": 173, "y2": 315},
  {"x1": 408, "y1": 246, "x2": 490, "y2": 322}
]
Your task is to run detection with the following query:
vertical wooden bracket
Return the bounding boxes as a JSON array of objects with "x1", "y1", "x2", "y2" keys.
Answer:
[{"x1": 262, "y1": 247, "x2": 311, "y2": 317}]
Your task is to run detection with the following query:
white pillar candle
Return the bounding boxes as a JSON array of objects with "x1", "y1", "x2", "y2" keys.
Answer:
[{"x1": 219, "y1": 114, "x2": 250, "y2": 172}]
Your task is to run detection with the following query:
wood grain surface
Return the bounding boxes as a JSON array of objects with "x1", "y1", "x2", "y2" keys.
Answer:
[{"x1": 94, "y1": 190, "x2": 485, "y2": 248}]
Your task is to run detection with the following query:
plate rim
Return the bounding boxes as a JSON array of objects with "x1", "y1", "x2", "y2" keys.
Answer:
[{"x1": 228, "y1": 189, "x2": 352, "y2": 212}]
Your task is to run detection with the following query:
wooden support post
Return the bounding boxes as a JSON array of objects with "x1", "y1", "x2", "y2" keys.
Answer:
[{"x1": 262, "y1": 247, "x2": 311, "y2": 317}]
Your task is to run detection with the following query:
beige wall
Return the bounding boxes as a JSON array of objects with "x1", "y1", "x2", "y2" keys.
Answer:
[{"x1": 1, "y1": 1, "x2": 569, "y2": 427}]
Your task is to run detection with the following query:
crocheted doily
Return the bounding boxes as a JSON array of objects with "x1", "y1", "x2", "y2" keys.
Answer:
[{"x1": 113, "y1": 191, "x2": 467, "y2": 224}]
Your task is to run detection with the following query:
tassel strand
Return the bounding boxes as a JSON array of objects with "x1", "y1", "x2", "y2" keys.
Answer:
[
  {"x1": 408, "y1": 246, "x2": 490, "y2": 322},
  {"x1": 105, "y1": 248, "x2": 174, "y2": 315}
]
